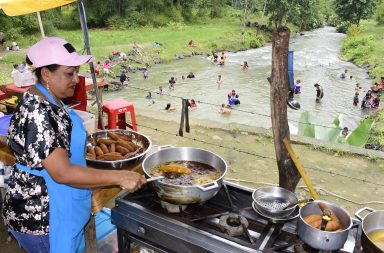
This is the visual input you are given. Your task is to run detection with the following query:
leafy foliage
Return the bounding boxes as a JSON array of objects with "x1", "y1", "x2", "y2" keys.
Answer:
[
  {"x1": 297, "y1": 111, "x2": 374, "y2": 147},
  {"x1": 342, "y1": 34, "x2": 375, "y2": 65},
  {"x1": 374, "y1": 1, "x2": 384, "y2": 25},
  {"x1": 347, "y1": 119, "x2": 374, "y2": 147},
  {"x1": 264, "y1": 0, "x2": 330, "y2": 30},
  {"x1": 334, "y1": 0, "x2": 377, "y2": 25}
]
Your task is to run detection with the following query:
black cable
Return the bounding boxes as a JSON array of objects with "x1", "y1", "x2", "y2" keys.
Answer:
[
  {"x1": 135, "y1": 121, "x2": 384, "y2": 187},
  {"x1": 125, "y1": 84, "x2": 374, "y2": 134}
]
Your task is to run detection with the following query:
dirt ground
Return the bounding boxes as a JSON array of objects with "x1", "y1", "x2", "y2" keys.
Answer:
[{"x1": 1, "y1": 113, "x2": 383, "y2": 252}]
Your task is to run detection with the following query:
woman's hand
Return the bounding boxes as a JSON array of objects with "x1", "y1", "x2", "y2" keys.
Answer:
[
  {"x1": 119, "y1": 171, "x2": 147, "y2": 192},
  {"x1": 43, "y1": 148, "x2": 148, "y2": 189}
]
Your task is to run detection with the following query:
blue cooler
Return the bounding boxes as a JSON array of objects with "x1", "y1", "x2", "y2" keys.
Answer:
[
  {"x1": 77, "y1": 208, "x2": 116, "y2": 253},
  {"x1": 0, "y1": 115, "x2": 11, "y2": 142}
]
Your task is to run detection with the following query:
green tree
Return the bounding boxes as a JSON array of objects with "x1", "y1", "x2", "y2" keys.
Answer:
[
  {"x1": 374, "y1": 1, "x2": 384, "y2": 25},
  {"x1": 334, "y1": 0, "x2": 377, "y2": 25},
  {"x1": 287, "y1": 0, "x2": 329, "y2": 30}
]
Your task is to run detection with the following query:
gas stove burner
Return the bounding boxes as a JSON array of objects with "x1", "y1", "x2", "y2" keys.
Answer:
[
  {"x1": 160, "y1": 200, "x2": 187, "y2": 213},
  {"x1": 218, "y1": 213, "x2": 249, "y2": 236},
  {"x1": 113, "y1": 181, "x2": 359, "y2": 253}
]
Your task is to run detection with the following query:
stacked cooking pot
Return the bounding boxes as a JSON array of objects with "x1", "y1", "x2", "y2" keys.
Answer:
[
  {"x1": 251, "y1": 186, "x2": 300, "y2": 222},
  {"x1": 252, "y1": 186, "x2": 353, "y2": 251}
]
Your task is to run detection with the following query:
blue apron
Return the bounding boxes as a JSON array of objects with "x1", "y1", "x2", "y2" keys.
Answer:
[{"x1": 16, "y1": 83, "x2": 91, "y2": 253}]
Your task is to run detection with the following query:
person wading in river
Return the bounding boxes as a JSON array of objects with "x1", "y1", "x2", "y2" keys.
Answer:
[{"x1": 314, "y1": 83, "x2": 324, "y2": 103}]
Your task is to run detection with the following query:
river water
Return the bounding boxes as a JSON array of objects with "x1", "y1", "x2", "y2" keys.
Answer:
[{"x1": 103, "y1": 26, "x2": 372, "y2": 131}]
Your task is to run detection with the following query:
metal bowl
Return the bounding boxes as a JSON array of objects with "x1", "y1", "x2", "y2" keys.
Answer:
[
  {"x1": 252, "y1": 186, "x2": 298, "y2": 219},
  {"x1": 86, "y1": 129, "x2": 152, "y2": 169}
]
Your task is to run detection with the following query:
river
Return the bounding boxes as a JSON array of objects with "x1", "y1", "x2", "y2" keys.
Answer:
[{"x1": 102, "y1": 26, "x2": 372, "y2": 131}]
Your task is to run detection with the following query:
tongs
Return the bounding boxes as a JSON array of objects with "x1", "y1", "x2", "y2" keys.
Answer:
[
  {"x1": 147, "y1": 164, "x2": 192, "y2": 182},
  {"x1": 283, "y1": 199, "x2": 313, "y2": 210}
]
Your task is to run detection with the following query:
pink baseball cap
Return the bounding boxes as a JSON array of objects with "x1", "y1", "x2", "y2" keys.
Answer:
[{"x1": 27, "y1": 37, "x2": 93, "y2": 68}]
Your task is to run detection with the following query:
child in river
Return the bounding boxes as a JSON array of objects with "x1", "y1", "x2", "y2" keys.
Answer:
[
  {"x1": 353, "y1": 92, "x2": 359, "y2": 106},
  {"x1": 242, "y1": 61, "x2": 249, "y2": 70},
  {"x1": 355, "y1": 83, "x2": 362, "y2": 94},
  {"x1": 168, "y1": 77, "x2": 176, "y2": 90},
  {"x1": 143, "y1": 70, "x2": 149, "y2": 80},
  {"x1": 217, "y1": 75, "x2": 223, "y2": 87},
  {"x1": 218, "y1": 104, "x2": 231, "y2": 114},
  {"x1": 295, "y1": 80, "x2": 302, "y2": 94},
  {"x1": 341, "y1": 127, "x2": 349, "y2": 138}
]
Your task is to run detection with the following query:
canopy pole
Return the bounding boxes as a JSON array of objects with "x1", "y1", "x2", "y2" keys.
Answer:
[
  {"x1": 77, "y1": 0, "x2": 104, "y2": 130},
  {"x1": 36, "y1": 12, "x2": 45, "y2": 38}
]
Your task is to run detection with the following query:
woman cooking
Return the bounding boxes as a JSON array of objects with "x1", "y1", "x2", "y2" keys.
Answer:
[{"x1": 2, "y1": 37, "x2": 147, "y2": 253}]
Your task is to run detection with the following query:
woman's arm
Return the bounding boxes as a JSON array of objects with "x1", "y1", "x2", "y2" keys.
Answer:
[{"x1": 42, "y1": 148, "x2": 146, "y2": 191}]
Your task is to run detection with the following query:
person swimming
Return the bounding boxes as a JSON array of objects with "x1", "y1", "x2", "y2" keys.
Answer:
[
  {"x1": 187, "y1": 72, "x2": 195, "y2": 79},
  {"x1": 242, "y1": 61, "x2": 249, "y2": 70},
  {"x1": 219, "y1": 104, "x2": 231, "y2": 114},
  {"x1": 165, "y1": 103, "x2": 176, "y2": 112},
  {"x1": 188, "y1": 99, "x2": 197, "y2": 110}
]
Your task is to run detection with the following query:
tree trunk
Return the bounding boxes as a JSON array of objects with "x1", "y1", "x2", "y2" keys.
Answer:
[{"x1": 269, "y1": 27, "x2": 300, "y2": 191}]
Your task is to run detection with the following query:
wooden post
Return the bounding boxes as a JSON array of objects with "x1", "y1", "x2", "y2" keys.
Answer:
[
  {"x1": 84, "y1": 216, "x2": 97, "y2": 253},
  {"x1": 36, "y1": 12, "x2": 45, "y2": 38},
  {"x1": 269, "y1": 27, "x2": 300, "y2": 191}
]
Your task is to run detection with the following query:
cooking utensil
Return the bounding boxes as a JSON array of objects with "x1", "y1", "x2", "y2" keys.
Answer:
[
  {"x1": 142, "y1": 145, "x2": 227, "y2": 205},
  {"x1": 252, "y1": 201, "x2": 300, "y2": 223},
  {"x1": 283, "y1": 138, "x2": 320, "y2": 200},
  {"x1": 86, "y1": 129, "x2": 152, "y2": 169},
  {"x1": 297, "y1": 200, "x2": 352, "y2": 251},
  {"x1": 146, "y1": 176, "x2": 164, "y2": 182},
  {"x1": 252, "y1": 186, "x2": 298, "y2": 219},
  {"x1": 283, "y1": 199, "x2": 313, "y2": 210},
  {"x1": 355, "y1": 207, "x2": 384, "y2": 253}
]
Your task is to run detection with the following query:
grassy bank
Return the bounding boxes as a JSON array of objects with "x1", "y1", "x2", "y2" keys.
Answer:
[
  {"x1": 341, "y1": 20, "x2": 384, "y2": 150},
  {"x1": 341, "y1": 20, "x2": 384, "y2": 80},
  {"x1": 0, "y1": 18, "x2": 267, "y2": 84}
]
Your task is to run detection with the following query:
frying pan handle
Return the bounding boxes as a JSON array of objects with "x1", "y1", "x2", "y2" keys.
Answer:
[
  {"x1": 158, "y1": 145, "x2": 175, "y2": 150},
  {"x1": 196, "y1": 181, "x2": 219, "y2": 191},
  {"x1": 355, "y1": 207, "x2": 375, "y2": 221}
]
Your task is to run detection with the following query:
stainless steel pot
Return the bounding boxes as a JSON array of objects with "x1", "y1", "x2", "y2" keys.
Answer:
[
  {"x1": 297, "y1": 200, "x2": 352, "y2": 251},
  {"x1": 355, "y1": 207, "x2": 384, "y2": 253},
  {"x1": 142, "y1": 146, "x2": 227, "y2": 205}
]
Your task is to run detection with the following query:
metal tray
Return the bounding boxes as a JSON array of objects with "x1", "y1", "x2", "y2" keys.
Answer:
[{"x1": 86, "y1": 129, "x2": 152, "y2": 169}]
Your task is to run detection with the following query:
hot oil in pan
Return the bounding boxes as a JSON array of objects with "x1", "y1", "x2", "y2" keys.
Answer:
[
  {"x1": 368, "y1": 229, "x2": 384, "y2": 250},
  {"x1": 150, "y1": 161, "x2": 221, "y2": 186}
]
